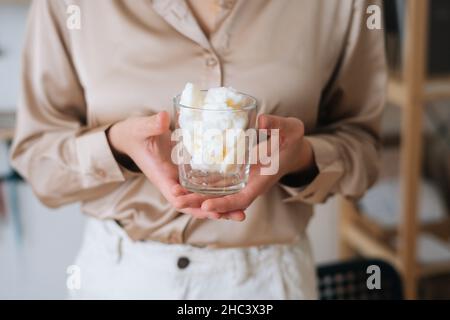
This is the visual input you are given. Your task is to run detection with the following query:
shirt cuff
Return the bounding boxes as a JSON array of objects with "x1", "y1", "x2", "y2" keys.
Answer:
[
  {"x1": 75, "y1": 125, "x2": 128, "y2": 188},
  {"x1": 280, "y1": 135, "x2": 344, "y2": 204}
]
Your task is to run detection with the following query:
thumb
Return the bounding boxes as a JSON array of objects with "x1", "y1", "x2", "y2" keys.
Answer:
[
  {"x1": 258, "y1": 114, "x2": 282, "y2": 130},
  {"x1": 258, "y1": 114, "x2": 302, "y2": 134},
  {"x1": 138, "y1": 111, "x2": 170, "y2": 137}
]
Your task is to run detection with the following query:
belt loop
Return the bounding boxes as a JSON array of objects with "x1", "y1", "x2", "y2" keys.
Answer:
[
  {"x1": 116, "y1": 237, "x2": 123, "y2": 264},
  {"x1": 232, "y1": 249, "x2": 252, "y2": 285},
  {"x1": 100, "y1": 218, "x2": 124, "y2": 264}
]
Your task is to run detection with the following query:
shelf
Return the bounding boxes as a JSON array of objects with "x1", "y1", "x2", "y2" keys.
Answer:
[
  {"x1": 341, "y1": 220, "x2": 401, "y2": 270},
  {"x1": 344, "y1": 222, "x2": 450, "y2": 278},
  {"x1": 0, "y1": 128, "x2": 14, "y2": 141},
  {"x1": 344, "y1": 199, "x2": 450, "y2": 242},
  {"x1": 388, "y1": 75, "x2": 450, "y2": 106},
  {"x1": 0, "y1": 111, "x2": 15, "y2": 141},
  {"x1": 341, "y1": 198, "x2": 450, "y2": 277},
  {"x1": 355, "y1": 209, "x2": 450, "y2": 243},
  {"x1": 341, "y1": 204, "x2": 450, "y2": 278}
]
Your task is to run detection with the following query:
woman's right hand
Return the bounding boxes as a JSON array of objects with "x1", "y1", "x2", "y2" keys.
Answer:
[{"x1": 107, "y1": 111, "x2": 245, "y2": 221}]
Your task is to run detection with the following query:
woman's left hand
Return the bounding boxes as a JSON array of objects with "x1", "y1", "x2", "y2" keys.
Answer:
[{"x1": 199, "y1": 114, "x2": 316, "y2": 216}]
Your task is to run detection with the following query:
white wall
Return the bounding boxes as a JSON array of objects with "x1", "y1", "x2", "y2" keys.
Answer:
[
  {"x1": 308, "y1": 199, "x2": 339, "y2": 264},
  {"x1": 0, "y1": 3, "x2": 29, "y2": 110},
  {"x1": 0, "y1": 184, "x2": 84, "y2": 299}
]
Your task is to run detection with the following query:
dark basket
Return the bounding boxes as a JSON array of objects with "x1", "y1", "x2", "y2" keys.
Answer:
[{"x1": 317, "y1": 259, "x2": 403, "y2": 300}]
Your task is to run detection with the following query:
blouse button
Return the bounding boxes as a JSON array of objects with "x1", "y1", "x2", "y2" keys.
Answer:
[
  {"x1": 96, "y1": 169, "x2": 106, "y2": 178},
  {"x1": 206, "y1": 56, "x2": 218, "y2": 67}
]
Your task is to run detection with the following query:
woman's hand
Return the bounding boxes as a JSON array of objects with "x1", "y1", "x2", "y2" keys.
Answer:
[
  {"x1": 200, "y1": 114, "x2": 316, "y2": 214},
  {"x1": 107, "y1": 111, "x2": 245, "y2": 221}
]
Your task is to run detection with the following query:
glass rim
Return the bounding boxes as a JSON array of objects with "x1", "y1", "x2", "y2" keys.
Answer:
[{"x1": 173, "y1": 90, "x2": 257, "y2": 112}]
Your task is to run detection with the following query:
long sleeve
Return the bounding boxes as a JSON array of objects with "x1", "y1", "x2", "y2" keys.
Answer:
[
  {"x1": 10, "y1": 0, "x2": 127, "y2": 208},
  {"x1": 281, "y1": 0, "x2": 387, "y2": 204}
]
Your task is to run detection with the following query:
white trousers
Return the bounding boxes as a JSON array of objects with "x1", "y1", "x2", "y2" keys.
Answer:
[{"x1": 69, "y1": 217, "x2": 318, "y2": 300}]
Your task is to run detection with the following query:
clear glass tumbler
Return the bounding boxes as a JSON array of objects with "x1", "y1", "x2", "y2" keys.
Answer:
[{"x1": 173, "y1": 92, "x2": 257, "y2": 195}]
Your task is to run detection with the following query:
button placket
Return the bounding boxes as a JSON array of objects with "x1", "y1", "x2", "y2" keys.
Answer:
[{"x1": 203, "y1": 51, "x2": 223, "y2": 87}]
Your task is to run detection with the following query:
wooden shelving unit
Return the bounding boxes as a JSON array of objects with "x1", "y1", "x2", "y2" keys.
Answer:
[
  {"x1": 0, "y1": 129, "x2": 14, "y2": 141},
  {"x1": 0, "y1": 111, "x2": 15, "y2": 141},
  {"x1": 339, "y1": 0, "x2": 450, "y2": 299},
  {"x1": 388, "y1": 75, "x2": 450, "y2": 107}
]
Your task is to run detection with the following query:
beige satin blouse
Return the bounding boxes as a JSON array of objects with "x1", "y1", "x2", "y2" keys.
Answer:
[{"x1": 10, "y1": 0, "x2": 386, "y2": 248}]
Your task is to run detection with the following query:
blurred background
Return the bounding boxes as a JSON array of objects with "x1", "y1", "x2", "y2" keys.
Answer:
[{"x1": 0, "y1": 0, "x2": 449, "y2": 299}]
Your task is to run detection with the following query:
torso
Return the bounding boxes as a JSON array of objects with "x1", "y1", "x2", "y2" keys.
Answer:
[
  {"x1": 70, "y1": 0, "x2": 351, "y2": 134},
  {"x1": 65, "y1": 0, "x2": 354, "y2": 245}
]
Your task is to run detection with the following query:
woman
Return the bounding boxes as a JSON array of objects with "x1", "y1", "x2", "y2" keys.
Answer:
[{"x1": 11, "y1": 0, "x2": 386, "y2": 299}]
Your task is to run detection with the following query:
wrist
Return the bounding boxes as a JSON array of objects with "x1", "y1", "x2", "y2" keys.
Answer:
[
  {"x1": 279, "y1": 138, "x2": 318, "y2": 188},
  {"x1": 297, "y1": 138, "x2": 315, "y2": 173},
  {"x1": 285, "y1": 137, "x2": 315, "y2": 176},
  {"x1": 107, "y1": 121, "x2": 127, "y2": 156},
  {"x1": 106, "y1": 123, "x2": 142, "y2": 173}
]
